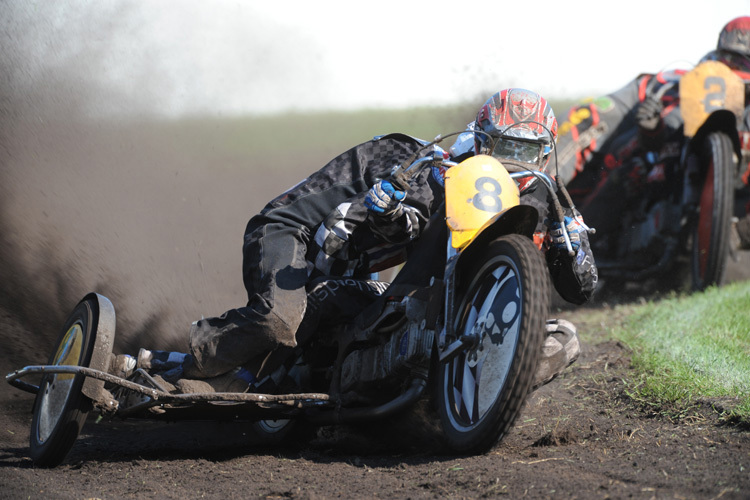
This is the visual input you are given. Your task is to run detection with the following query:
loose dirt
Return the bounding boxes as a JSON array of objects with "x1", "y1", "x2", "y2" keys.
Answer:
[{"x1": 1, "y1": 119, "x2": 748, "y2": 499}]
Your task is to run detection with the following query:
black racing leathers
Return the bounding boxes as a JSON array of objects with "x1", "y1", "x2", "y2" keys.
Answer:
[
  {"x1": 185, "y1": 134, "x2": 597, "y2": 378},
  {"x1": 186, "y1": 134, "x2": 444, "y2": 377}
]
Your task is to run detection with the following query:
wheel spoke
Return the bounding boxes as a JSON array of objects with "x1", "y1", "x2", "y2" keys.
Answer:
[{"x1": 459, "y1": 359, "x2": 478, "y2": 423}]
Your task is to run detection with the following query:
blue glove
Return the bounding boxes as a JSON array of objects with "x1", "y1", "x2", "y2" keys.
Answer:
[
  {"x1": 548, "y1": 216, "x2": 584, "y2": 252},
  {"x1": 364, "y1": 180, "x2": 406, "y2": 215}
]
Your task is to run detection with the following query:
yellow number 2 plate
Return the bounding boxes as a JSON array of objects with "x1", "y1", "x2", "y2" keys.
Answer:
[{"x1": 680, "y1": 60, "x2": 744, "y2": 137}]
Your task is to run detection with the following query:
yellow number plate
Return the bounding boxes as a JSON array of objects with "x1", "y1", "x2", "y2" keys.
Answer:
[
  {"x1": 680, "y1": 61, "x2": 744, "y2": 137},
  {"x1": 445, "y1": 154, "x2": 520, "y2": 248}
]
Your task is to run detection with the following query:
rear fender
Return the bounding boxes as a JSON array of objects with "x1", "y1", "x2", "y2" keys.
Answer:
[
  {"x1": 690, "y1": 109, "x2": 741, "y2": 161},
  {"x1": 81, "y1": 293, "x2": 117, "y2": 402}
]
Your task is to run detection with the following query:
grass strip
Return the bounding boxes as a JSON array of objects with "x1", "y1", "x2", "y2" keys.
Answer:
[{"x1": 614, "y1": 281, "x2": 750, "y2": 422}]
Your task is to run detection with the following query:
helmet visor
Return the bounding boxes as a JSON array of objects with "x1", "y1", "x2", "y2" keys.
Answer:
[{"x1": 492, "y1": 137, "x2": 547, "y2": 165}]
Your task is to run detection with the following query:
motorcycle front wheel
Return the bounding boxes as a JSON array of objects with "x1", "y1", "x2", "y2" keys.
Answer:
[
  {"x1": 30, "y1": 297, "x2": 97, "y2": 467},
  {"x1": 691, "y1": 131, "x2": 735, "y2": 291},
  {"x1": 437, "y1": 234, "x2": 549, "y2": 454}
]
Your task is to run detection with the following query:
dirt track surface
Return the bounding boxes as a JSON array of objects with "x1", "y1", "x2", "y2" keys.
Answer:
[{"x1": 1, "y1": 119, "x2": 750, "y2": 499}]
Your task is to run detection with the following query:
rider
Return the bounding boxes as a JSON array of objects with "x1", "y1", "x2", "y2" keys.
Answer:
[
  {"x1": 450, "y1": 89, "x2": 598, "y2": 305},
  {"x1": 111, "y1": 88, "x2": 597, "y2": 391},
  {"x1": 556, "y1": 16, "x2": 750, "y2": 253},
  {"x1": 450, "y1": 89, "x2": 599, "y2": 387}
]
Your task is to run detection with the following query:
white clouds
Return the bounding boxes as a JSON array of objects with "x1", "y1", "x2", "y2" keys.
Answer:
[{"x1": 237, "y1": 0, "x2": 750, "y2": 111}]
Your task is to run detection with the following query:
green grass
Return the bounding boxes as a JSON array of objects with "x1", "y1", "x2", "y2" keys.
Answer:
[{"x1": 613, "y1": 281, "x2": 750, "y2": 422}]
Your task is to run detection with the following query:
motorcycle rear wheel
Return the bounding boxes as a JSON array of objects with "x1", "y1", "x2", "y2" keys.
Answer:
[
  {"x1": 437, "y1": 234, "x2": 549, "y2": 454},
  {"x1": 691, "y1": 131, "x2": 734, "y2": 291},
  {"x1": 30, "y1": 298, "x2": 97, "y2": 467}
]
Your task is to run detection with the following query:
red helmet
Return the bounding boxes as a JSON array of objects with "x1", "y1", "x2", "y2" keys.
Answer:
[
  {"x1": 717, "y1": 16, "x2": 750, "y2": 56},
  {"x1": 474, "y1": 88, "x2": 558, "y2": 172}
]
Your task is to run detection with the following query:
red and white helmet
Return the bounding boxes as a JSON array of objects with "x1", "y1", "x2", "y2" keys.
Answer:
[
  {"x1": 718, "y1": 16, "x2": 750, "y2": 57},
  {"x1": 474, "y1": 88, "x2": 558, "y2": 172}
]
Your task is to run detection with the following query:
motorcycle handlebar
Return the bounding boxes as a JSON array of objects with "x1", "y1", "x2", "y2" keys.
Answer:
[{"x1": 389, "y1": 134, "x2": 594, "y2": 256}]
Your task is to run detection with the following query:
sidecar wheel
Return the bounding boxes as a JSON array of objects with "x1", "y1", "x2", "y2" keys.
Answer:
[
  {"x1": 691, "y1": 131, "x2": 734, "y2": 291},
  {"x1": 29, "y1": 298, "x2": 97, "y2": 467},
  {"x1": 438, "y1": 234, "x2": 549, "y2": 454}
]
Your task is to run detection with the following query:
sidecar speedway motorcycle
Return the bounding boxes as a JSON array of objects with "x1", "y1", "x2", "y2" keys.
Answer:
[
  {"x1": 578, "y1": 60, "x2": 745, "y2": 290},
  {"x1": 7, "y1": 132, "x2": 583, "y2": 466}
]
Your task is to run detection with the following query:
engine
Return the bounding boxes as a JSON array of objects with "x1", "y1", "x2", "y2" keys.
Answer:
[{"x1": 339, "y1": 296, "x2": 434, "y2": 394}]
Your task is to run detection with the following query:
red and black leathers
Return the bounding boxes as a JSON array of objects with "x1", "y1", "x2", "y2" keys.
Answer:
[
  {"x1": 556, "y1": 64, "x2": 750, "y2": 251},
  {"x1": 555, "y1": 72, "x2": 685, "y2": 248}
]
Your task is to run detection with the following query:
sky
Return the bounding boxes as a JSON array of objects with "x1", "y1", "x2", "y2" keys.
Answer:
[{"x1": 2, "y1": 0, "x2": 750, "y2": 118}]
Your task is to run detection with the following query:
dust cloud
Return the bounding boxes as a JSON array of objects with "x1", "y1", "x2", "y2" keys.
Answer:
[{"x1": 0, "y1": 3, "x2": 307, "y2": 363}]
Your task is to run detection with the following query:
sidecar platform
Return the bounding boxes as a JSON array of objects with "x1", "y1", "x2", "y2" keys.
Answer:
[{"x1": 6, "y1": 364, "x2": 332, "y2": 421}]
